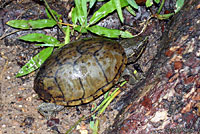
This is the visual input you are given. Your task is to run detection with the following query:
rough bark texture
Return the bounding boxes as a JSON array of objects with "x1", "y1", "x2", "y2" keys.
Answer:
[{"x1": 106, "y1": 0, "x2": 200, "y2": 133}]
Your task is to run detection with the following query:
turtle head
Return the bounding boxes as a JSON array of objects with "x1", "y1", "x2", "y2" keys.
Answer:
[{"x1": 120, "y1": 36, "x2": 148, "y2": 64}]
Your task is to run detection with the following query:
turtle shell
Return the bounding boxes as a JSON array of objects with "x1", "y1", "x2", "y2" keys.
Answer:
[{"x1": 34, "y1": 38, "x2": 127, "y2": 106}]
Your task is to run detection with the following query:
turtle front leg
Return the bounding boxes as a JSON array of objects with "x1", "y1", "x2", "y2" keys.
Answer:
[{"x1": 122, "y1": 63, "x2": 145, "y2": 85}]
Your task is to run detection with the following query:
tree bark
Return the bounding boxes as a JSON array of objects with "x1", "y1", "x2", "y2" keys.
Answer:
[{"x1": 106, "y1": 0, "x2": 200, "y2": 133}]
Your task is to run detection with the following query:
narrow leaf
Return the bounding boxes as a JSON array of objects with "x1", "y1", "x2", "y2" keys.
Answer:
[
  {"x1": 19, "y1": 33, "x2": 60, "y2": 44},
  {"x1": 16, "y1": 47, "x2": 53, "y2": 77},
  {"x1": 7, "y1": 19, "x2": 56, "y2": 29},
  {"x1": 154, "y1": 0, "x2": 160, "y2": 4},
  {"x1": 120, "y1": 30, "x2": 134, "y2": 38},
  {"x1": 74, "y1": 0, "x2": 87, "y2": 26},
  {"x1": 45, "y1": 8, "x2": 62, "y2": 20},
  {"x1": 156, "y1": 13, "x2": 174, "y2": 20},
  {"x1": 74, "y1": 0, "x2": 82, "y2": 25},
  {"x1": 87, "y1": 25, "x2": 133, "y2": 38},
  {"x1": 74, "y1": 25, "x2": 88, "y2": 33},
  {"x1": 71, "y1": 7, "x2": 78, "y2": 25},
  {"x1": 82, "y1": 0, "x2": 87, "y2": 21},
  {"x1": 35, "y1": 44, "x2": 64, "y2": 47},
  {"x1": 175, "y1": 0, "x2": 184, "y2": 13},
  {"x1": 113, "y1": 0, "x2": 124, "y2": 23},
  {"x1": 126, "y1": 0, "x2": 138, "y2": 9},
  {"x1": 89, "y1": 0, "x2": 96, "y2": 8},
  {"x1": 89, "y1": 0, "x2": 128, "y2": 25},
  {"x1": 126, "y1": 6, "x2": 136, "y2": 16},
  {"x1": 64, "y1": 26, "x2": 70, "y2": 44},
  {"x1": 146, "y1": 0, "x2": 153, "y2": 7}
]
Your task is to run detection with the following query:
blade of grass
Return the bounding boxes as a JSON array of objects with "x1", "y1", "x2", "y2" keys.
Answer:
[
  {"x1": 157, "y1": 0, "x2": 165, "y2": 14},
  {"x1": 94, "y1": 81, "x2": 127, "y2": 114},
  {"x1": 65, "y1": 115, "x2": 85, "y2": 134},
  {"x1": 97, "y1": 89, "x2": 121, "y2": 117},
  {"x1": 92, "y1": 119, "x2": 99, "y2": 134}
]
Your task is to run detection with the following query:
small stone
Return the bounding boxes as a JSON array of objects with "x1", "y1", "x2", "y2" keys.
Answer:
[
  {"x1": 47, "y1": 118, "x2": 60, "y2": 127},
  {"x1": 18, "y1": 105, "x2": 23, "y2": 108},
  {"x1": 23, "y1": 116, "x2": 35, "y2": 127},
  {"x1": 6, "y1": 76, "x2": 11, "y2": 79}
]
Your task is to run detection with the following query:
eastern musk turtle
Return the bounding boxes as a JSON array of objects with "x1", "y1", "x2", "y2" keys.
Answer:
[{"x1": 34, "y1": 37, "x2": 147, "y2": 106}]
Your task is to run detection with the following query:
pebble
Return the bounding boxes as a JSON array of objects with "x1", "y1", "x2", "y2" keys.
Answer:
[{"x1": 18, "y1": 105, "x2": 23, "y2": 108}]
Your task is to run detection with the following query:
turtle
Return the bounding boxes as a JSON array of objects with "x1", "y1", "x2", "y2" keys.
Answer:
[{"x1": 34, "y1": 37, "x2": 147, "y2": 117}]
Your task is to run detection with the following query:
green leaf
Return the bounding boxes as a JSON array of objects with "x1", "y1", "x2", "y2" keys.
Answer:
[
  {"x1": 126, "y1": 6, "x2": 136, "y2": 16},
  {"x1": 72, "y1": 7, "x2": 78, "y2": 25},
  {"x1": 16, "y1": 47, "x2": 54, "y2": 77},
  {"x1": 87, "y1": 25, "x2": 119, "y2": 38},
  {"x1": 120, "y1": 30, "x2": 134, "y2": 38},
  {"x1": 82, "y1": 0, "x2": 87, "y2": 20},
  {"x1": 89, "y1": 0, "x2": 96, "y2": 8},
  {"x1": 156, "y1": 13, "x2": 174, "y2": 20},
  {"x1": 74, "y1": 0, "x2": 87, "y2": 26},
  {"x1": 126, "y1": 0, "x2": 138, "y2": 9},
  {"x1": 7, "y1": 19, "x2": 57, "y2": 29},
  {"x1": 156, "y1": 0, "x2": 164, "y2": 14},
  {"x1": 74, "y1": 25, "x2": 88, "y2": 33},
  {"x1": 46, "y1": 8, "x2": 52, "y2": 19},
  {"x1": 89, "y1": 0, "x2": 128, "y2": 25},
  {"x1": 175, "y1": 0, "x2": 184, "y2": 13},
  {"x1": 35, "y1": 44, "x2": 64, "y2": 47},
  {"x1": 45, "y1": 8, "x2": 62, "y2": 20},
  {"x1": 146, "y1": 0, "x2": 153, "y2": 7},
  {"x1": 113, "y1": 0, "x2": 124, "y2": 23},
  {"x1": 64, "y1": 26, "x2": 70, "y2": 44},
  {"x1": 87, "y1": 25, "x2": 133, "y2": 38},
  {"x1": 154, "y1": 0, "x2": 160, "y2": 4},
  {"x1": 19, "y1": 33, "x2": 60, "y2": 44}
]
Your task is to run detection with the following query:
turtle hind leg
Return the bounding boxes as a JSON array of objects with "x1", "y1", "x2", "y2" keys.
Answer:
[{"x1": 38, "y1": 103, "x2": 64, "y2": 119}]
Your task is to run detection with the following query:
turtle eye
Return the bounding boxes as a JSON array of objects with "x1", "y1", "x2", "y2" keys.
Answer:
[{"x1": 133, "y1": 63, "x2": 143, "y2": 73}]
